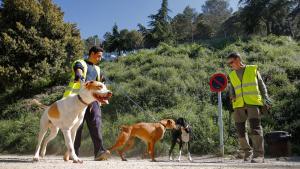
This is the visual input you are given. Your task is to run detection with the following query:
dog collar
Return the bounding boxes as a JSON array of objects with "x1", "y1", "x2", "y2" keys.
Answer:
[
  {"x1": 159, "y1": 122, "x2": 167, "y2": 128},
  {"x1": 77, "y1": 94, "x2": 89, "y2": 106}
]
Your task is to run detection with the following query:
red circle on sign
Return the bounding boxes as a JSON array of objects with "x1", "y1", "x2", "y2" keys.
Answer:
[{"x1": 209, "y1": 73, "x2": 228, "y2": 92}]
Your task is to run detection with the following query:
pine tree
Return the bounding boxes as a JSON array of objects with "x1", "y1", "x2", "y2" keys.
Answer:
[
  {"x1": 144, "y1": 0, "x2": 174, "y2": 48},
  {"x1": 201, "y1": 0, "x2": 232, "y2": 37},
  {"x1": 238, "y1": 0, "x2": 299, "y2": 36},
  {"x1": 171, "y1": 6, "x2": 198, "y2": 43}
]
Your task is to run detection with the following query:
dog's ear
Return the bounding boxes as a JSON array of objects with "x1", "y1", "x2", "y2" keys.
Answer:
[
  {"x1": 84, "y1": 81, "x2": 93, "y2": 87},
  {"x1": 176, "y1": 118, "x2": 183, "y2": 125},
  {"x1": 175, "y1": 118, "x2": 180, "y2": 124}
]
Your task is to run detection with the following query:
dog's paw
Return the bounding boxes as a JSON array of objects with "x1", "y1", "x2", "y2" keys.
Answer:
[
  {"x1": 63, "y1": 157, "x2": 69, "y2": 161},
  {"x1": 63, "y1": 154, "x2": 69, "y2": 161},
  {"x1": 73, "y1": 158, "x2": 83, "y2": 163},
  {"x1": 33, "y1": 157, "x2": 39, "y2": 162},
  {"x1": 169, "y1": 156, "x2": 173, "y2": 161}
]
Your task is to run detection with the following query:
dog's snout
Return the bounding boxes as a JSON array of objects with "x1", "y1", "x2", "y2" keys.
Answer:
[{"x1": 107, "y1": 91, "x2": 112, "y2": 97}]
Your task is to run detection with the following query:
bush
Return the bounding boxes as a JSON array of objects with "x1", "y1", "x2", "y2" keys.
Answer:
[
  {"x1": 1, "y1": 35, "x2": 300, "y2": 156},
  {"x1": 0, "y1": 114, "x2": 39, "y2": 153}
]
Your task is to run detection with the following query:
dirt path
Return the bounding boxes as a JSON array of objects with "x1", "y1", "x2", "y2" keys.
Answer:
[{"x1": 0, "y1": 155, "x2": 299, "y2": 169}]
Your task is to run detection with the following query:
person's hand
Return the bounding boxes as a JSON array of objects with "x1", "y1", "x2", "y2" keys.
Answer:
[
  {"x1": 265, "y1": 103, "x2": 271, "y2": 110},
  {"x1": 264, "y1": 98, "x2": 272, "y2": 110},
  {"x1": 74, "y1": 77, "x2": 85, "y2": 84},
  {"x1": 74, "y1": 69, "x2": 84, "y2": 83},
  {"x1": 230, "y1": 96, "x2": 236, "y2": 102}
]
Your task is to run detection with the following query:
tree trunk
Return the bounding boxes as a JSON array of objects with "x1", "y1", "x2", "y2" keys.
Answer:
[
  {"x1": 287, "y1": 19, "x2": 294, "y2": 38},
  {"x1": 265, "y1": 21, "x2": 271, "y2": 35}
]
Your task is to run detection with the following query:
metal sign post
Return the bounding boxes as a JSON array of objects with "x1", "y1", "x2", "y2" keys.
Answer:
[
  {"x1": 218, "y1": 91, "x2": 224, "y2": 156},
  {"x1": 209, "y1": 73, "x2": 227, "y2": 157}
]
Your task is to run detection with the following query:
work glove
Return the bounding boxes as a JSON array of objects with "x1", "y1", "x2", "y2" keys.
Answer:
[
  {"x1": 74, "y1": 77, "x2": 85, "y2": 84},
  {"x1": 261, "y1": 97, "x2": 272, "y2": 114},
  {"x1": 264, "y1": 97, "x2": 272, "y2": 109}
]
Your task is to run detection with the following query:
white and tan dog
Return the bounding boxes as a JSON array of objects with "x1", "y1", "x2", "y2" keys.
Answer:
[{"x1": 33, "y1": 81, "x2": 112, "y2": 163}]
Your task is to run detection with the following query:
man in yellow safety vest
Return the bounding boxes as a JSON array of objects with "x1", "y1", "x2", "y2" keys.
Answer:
[
  {"x1": 63, "y1": 46, "x2": 110, "y2": 161},
  {"x1": 226, "y1": 52, "x2": 272, "y2": 163}
]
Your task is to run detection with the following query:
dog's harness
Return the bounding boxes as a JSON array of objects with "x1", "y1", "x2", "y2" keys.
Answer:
[{"x1": 77, "y1": 94, "x2": 89, "y2": 106}]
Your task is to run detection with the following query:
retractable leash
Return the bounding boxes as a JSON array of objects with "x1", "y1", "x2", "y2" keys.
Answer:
[{"x1": 101, "y1": 71, "x2": 158, "y2": 122}]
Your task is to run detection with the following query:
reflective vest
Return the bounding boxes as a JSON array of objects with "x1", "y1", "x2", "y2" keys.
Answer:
[
  {"x1": 229, "y1": 65, "x2": 263, "y2": 108},
  {"x1": 63, "y1": 59, "x2": 100, "y2": 98}
]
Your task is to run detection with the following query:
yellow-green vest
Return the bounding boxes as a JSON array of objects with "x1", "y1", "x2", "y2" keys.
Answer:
[
  {"x1": 63, "y1": 59, "x2": 100, "y2": 98},
  {"x1": 229, "y1": 65, "x2": 263, "y2": 108}
]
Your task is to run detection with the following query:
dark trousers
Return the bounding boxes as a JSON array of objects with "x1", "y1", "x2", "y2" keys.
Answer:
[
  {"x1": 234, "y1": 106, "x2": 264, "y2": 157},
  {"x1": 74, "y1": 101, "x2": 105, "y2": 156}
]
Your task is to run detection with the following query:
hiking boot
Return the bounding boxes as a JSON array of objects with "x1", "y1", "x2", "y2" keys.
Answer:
[
  {"x1": 94, "y1": 150, "x2": 111, "y2": 161},
  {"x1": 251, "y1": 156, "x2": 264, "y2": 163},
  {"x1": 243, "y1": 151, "x2": 253, "y2": 162}
]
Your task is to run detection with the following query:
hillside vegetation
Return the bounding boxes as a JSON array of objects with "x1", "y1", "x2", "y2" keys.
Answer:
[{"x1": 0, "y1": 36, "x2": 300, "y2": 156}]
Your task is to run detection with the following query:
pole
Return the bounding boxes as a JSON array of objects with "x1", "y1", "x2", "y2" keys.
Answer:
[{"x1": 218, "y1": 91, "x2": 224, "y2": 156}]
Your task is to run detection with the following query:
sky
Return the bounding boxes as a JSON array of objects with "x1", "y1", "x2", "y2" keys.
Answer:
[{"x1": 53, "y1": 0, "x2": 240, "y2": 39}]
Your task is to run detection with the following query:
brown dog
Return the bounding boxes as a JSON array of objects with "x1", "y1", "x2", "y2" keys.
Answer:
[{"x1": 109, "y1": 119, "x2": 176, "y2": 162}]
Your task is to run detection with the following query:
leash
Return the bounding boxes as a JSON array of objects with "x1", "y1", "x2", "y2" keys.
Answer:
[{"x1": 101, "y1": 71, "x2": 158, "y2": 122}]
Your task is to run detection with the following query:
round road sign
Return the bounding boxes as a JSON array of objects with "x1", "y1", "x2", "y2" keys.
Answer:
[{"x1": 209, "y1": 73, "x2": 228, "y2": 92}]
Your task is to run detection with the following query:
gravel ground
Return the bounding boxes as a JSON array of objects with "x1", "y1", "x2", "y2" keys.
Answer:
[{"x1": 0, "y1": 155, "x2": 299, "y2": 169}]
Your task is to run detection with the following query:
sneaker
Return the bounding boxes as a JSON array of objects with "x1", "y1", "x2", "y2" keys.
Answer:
[
  {"x1": 251, "y1": 156, "x2": 264, "y2": 163},
  {"x1": 94, "y1": 150, "x2": 111, "y2": 161},
  {"x1": 243, "y1": 151, "x2": 253, "y2": 162}
]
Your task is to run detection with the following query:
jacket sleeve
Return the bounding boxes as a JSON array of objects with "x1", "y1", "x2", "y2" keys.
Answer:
[
  {"x1": 73, "y1": 62, "x2": 85, "y2": 82},
  {"x1": 257, "y1": 71, "x2": 271, "y2": 104},
  {"x1": 228, "y1": 79, "x2": 236, "y2": 98}
]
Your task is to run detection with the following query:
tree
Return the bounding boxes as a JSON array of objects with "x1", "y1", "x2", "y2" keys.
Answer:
[
  {"x1": 171, "y1": 6, "x2": 198, "y2": 43},
  {"x1": 288, "y1": 0, "x2": 300, "y2": 38},
  {"x1": 124, "y1": 30, "x2": 144, "y2": 50},
  {"x1": 194, "y1": 14, "x2": 214, "y2": 40},
  {"x1": 0, "y1": 0, "x2": 83, "y2": 91},
  {"x1": 103, "y1": 24, "x2": 143, "y2": 55},
  {"x1": 141, "y1": 0, "x2": 174, "y2": 48},
  {"x1": 201, "y1": 0, "x2": 232, "y2": 37},
  {"x1": 238, "y1": 0, "x2": 299, "y2": 36},
  {"x1": 84, "y1": 35, "x2": 101, "y2": 55},
  {"x1": 103, "y1": 24, "x2": 121, "y2": 54},
  {"x1": 137, "y1": 23, "x2": 155, "y2": 48},
  {"x1": 221, "y1": 11, "x2": 245, "y2": 37}
]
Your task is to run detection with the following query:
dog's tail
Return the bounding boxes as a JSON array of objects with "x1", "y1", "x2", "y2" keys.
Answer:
[{"x1": 31, "y1": 99, "x2": 48, "y2": 109}]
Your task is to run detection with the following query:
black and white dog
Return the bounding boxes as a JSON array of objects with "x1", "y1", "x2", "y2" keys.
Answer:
[{"x1": 169, "y1": 117, "x2": 192, "y2": 162}]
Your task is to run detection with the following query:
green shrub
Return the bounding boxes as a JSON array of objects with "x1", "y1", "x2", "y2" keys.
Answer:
[
  {"x1": 1, "y1": 35, "x2": 300, "y2": 156},
  {"x1": 0, "y1": 114, "x2": 39, "y2": 153}
]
